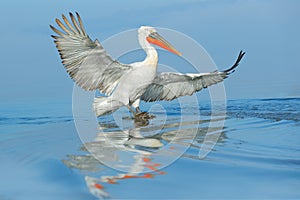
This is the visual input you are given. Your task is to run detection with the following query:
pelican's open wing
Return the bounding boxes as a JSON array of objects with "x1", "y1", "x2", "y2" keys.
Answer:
[
  {"x1": 141, "y1": 51, "x2": 245, "y2": 102},
  {"x1": 50, "y1": 12, "x2": 131, "y2": 95}
]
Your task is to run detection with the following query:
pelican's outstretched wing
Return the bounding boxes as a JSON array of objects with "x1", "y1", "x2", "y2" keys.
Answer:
[
  {"x1": 141, "y1": 51, "x2": 245, "y2": 102},
  {"x1": 50, "y1": 12, "x2": 131, "y2": 95}
]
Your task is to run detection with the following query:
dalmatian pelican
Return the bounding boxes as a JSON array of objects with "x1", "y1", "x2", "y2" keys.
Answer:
[{"x1": 50, "y1": 12, "x2": 245, "y2": 119}]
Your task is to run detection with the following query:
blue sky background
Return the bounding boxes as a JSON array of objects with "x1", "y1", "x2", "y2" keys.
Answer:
[{"x1": 0, "y1": 0, "x2": 299, "y2": 105}]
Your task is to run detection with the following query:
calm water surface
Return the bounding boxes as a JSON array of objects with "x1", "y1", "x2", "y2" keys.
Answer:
[{"x1": 0, "y1": 98, "x2": 299, "y2": 199}]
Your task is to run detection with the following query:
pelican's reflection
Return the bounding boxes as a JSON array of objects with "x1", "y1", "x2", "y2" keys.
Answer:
[{"x1": 63, "y1": 116, "x2": 227, "y2": 198}]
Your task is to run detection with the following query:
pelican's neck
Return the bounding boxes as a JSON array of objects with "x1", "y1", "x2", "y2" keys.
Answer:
[
  {"x1": 139, "y1": 37, "x2": 158, "y2": 66},
  {"x1": 145, "y1": 44, "x2": 158, "y2": 64}
]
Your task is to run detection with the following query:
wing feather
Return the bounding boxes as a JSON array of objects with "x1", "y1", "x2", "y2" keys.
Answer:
[
  {"x1": 62, "y1": 14, "x2": 77, "y2": 33},
  {"x1": 50, "y1": 12, "x2": 131, "y2": 95},
  {"x1": 141, "y1": 51, "x2": 245, "y2": 102}
]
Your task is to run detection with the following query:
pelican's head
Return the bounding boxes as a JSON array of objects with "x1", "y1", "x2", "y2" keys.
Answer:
[{"x1": 138, "y1": 26, "x2": 182, "y2": 56}]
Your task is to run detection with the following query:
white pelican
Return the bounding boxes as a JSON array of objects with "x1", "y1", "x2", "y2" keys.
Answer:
[{"x1": 50, "y1": 12, "x2": 245, "y2": 119}]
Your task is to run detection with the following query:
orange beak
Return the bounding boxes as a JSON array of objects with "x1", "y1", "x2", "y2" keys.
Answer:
[{"x1": 146, "y1": 32, "x2": 182, "y2": 56}]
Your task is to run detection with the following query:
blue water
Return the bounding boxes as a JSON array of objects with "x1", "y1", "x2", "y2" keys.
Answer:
[{"x1": 0, "y1": 98, "x2": 299, "y2": 199}]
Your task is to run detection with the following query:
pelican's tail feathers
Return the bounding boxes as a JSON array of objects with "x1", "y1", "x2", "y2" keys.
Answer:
[{"x1": 93, "y1": 96, "x2": 122, "y2": 117}]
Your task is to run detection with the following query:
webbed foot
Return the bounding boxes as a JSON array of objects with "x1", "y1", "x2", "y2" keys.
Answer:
[{"x1": 135, "y1": 112, "x2": 155, "y2": 120}]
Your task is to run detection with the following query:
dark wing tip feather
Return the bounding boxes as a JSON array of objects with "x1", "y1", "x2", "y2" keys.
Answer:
[
  {"x1": 223, "y1": 50, "x2": 246, "y2": 74},
  {"x1": 49, "y1": 24, "x2": 65, "y2": 36},
  {"x1": 75, "y1": 12, "x2": 87, "y2": 36},
  {"x1": 69, "y1": 12, "x2": 75, "y2": 20},
  {"x1": 50, "y1": 35, "x2": 58, "y2": 39},
  {"x1": 69, "y1": 12, "x2": 81, "y2": 34},
  {"x1": 49, "y1": 25, "x2": 55, "y2": 33}
]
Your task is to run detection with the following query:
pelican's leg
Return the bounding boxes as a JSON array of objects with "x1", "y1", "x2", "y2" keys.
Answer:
[
  {"x1": 135, "y1": 112, "x2": 156, "y2": 120},
  {"x1": 126, "y1": 105, "x2": 136, "y2": 115},
  {"x1": 136, "y1": 107, "x2": 141, "y2": 113},
  {"x1": 132, "y1": 99, "x2": 141, "y2": 113},
  {"x1": 132, "y1": 99, "x2": 155, "y2": 120}
]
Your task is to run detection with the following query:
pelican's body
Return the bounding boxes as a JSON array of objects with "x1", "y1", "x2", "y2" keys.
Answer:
[
  {"x1": 113, "y1": 61, "x2": 157, "y2": 105},
  {"x1": 92, "y1": 26, "x2": 164, "y2": 116},
  {"x1": 112, "y1": 32, "x2": 158, "y2": 107},
  {"x1": 50, "y1": 13, "x2": 245, "y2": 118},
  {"x1": 102, "y1": 59, "x2": 158, "y2": 116}
]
